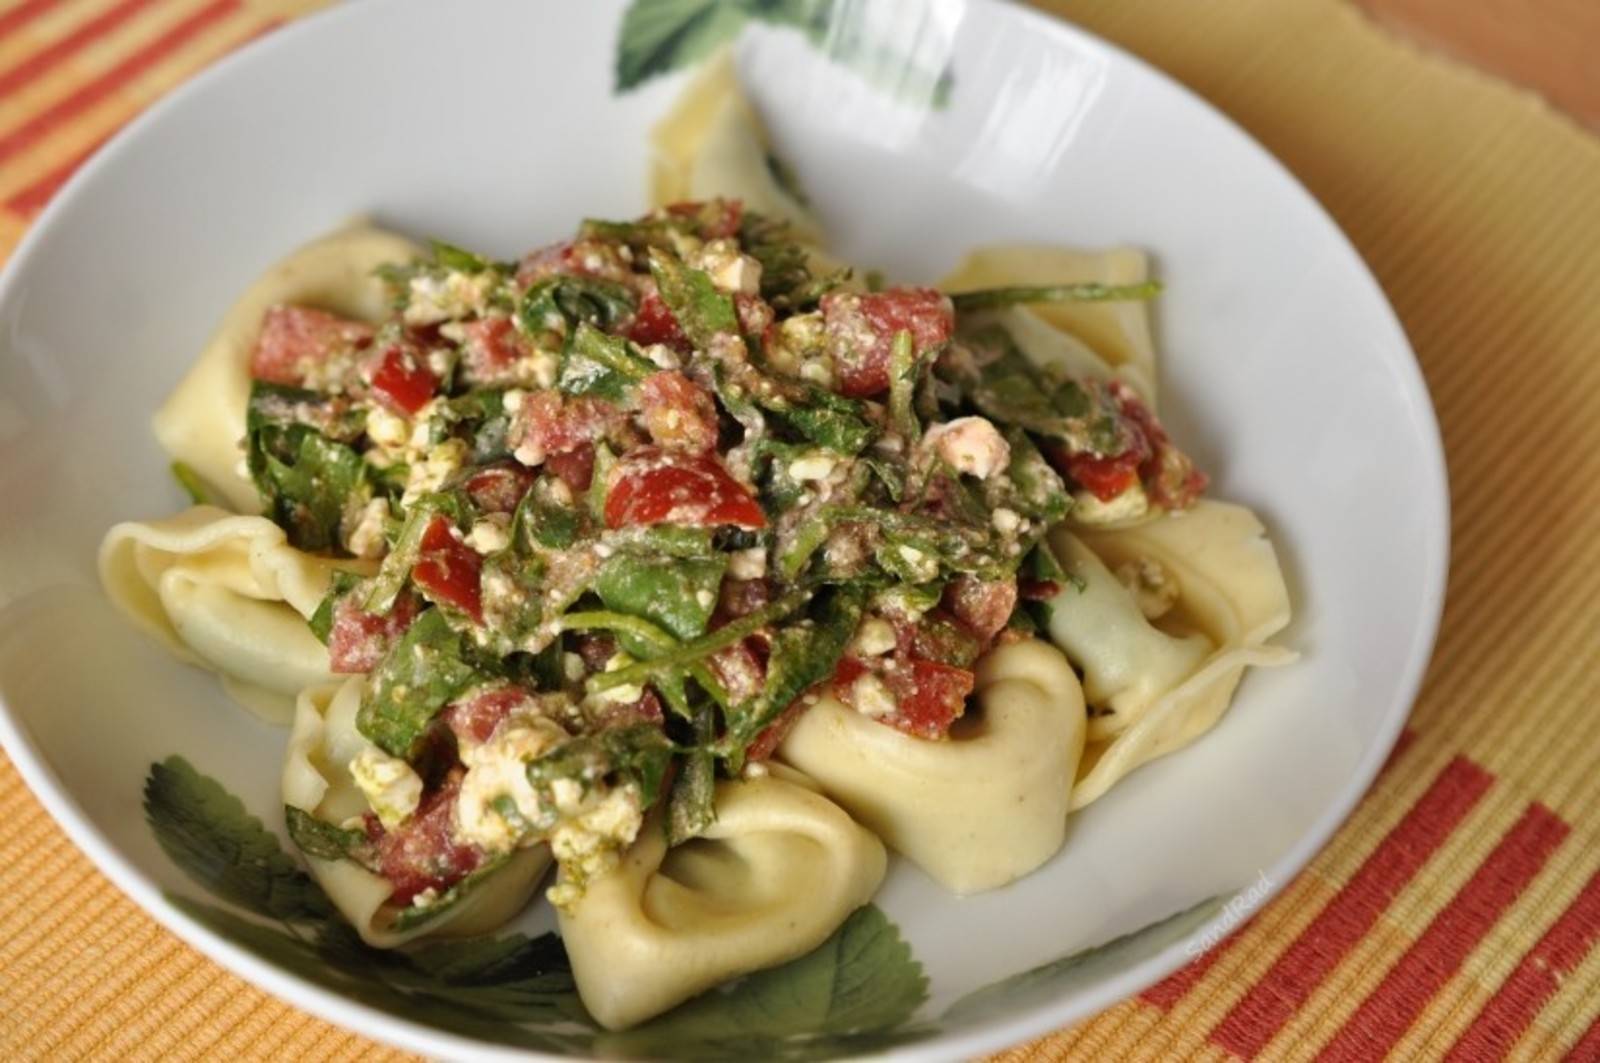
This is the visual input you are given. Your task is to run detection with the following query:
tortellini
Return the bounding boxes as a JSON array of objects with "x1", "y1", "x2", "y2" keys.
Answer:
[
  {"x1": 778, "y1": 638, "x2": 1085, "y2": 894},
  {"x1": 557, "y1": 769, "x2": 886, "y2": 1031},
  {"x1": 98, "y1": 506, "x2": 369, "y2": 723},
  {"x1": 1046, "y1": 500, "x2": 1296, "y2": 808},
  {"x1": 152, "y1": 223, "x2": 421, "y2": 511},
  {"x1": 650, "y1": 51, "x2": 821, "y2": 240},
  {"x1": 283, "y1": 679, "x2": 551, "y2": 947},
  {"x1": 939, "y1": 245, "x2": 1159, "y2": 404}
]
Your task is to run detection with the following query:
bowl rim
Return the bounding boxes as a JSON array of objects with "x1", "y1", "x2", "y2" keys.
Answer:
[{"x1": 0, "y1": 0, "x2": 1450, "y2": 1058}]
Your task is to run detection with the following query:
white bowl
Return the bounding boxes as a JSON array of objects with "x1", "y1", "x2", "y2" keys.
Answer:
[{"x1": 0, "y1": 0, "x2": 1448, "y2": 1058}]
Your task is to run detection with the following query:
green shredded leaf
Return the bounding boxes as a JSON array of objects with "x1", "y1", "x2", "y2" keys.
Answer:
[
  {"x1": 283, "y1": 805, "x2": 368, "y2": 862},
  {"x1": 950, "y1": 280, "x2": 1161, "y2": 312},
  {"x1": 614, "y1": 0, "x2": 750, "y2": 92},
  {"x1": 557, "y1": 321, "x2": 656, "y2": 401},
  {"x1": 648, "y1": 246, "x2": 738, "y2": 347},
  {"x1": 358, "y1": 609, "x2": 491, "y2": 758}
]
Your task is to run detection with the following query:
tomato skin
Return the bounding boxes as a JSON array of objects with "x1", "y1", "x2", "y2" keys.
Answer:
[
  {"x1": 512, "y1": 391, "x2": 621, "y2": 465},
  {"x1": 442, "y1": 683, "x2": 538, "y2": 745},
  {"x1": 604, "y1": 447, "x2": 766, "y2": 530},
  {"x1": 459, "y1": 316, "x2": 529, "y2": 384},
  {"x1": 463, "y1": 462, "x2": 537, "y2": 514},
  {"x1": 1062, "y1": 447, "x2": 1144, "y2": 502},
  {"x1": 1113, "y1": 381, "x2": 1209, "y2": 510},
  {"x1": 821, "y1": 288, "x2": 953, "y2": 398},
  {"x1": 411, "y1": 516, "x2": 483, "y2": 623},
  {"x1": 369, "y1": 345, "x2": 438, "y2": 415},
  {"x1": 895, "y1": 659, "x2": 975, "y2": 739},
  {"x1": 639, "y1": 370, "x2": 719, "y2": 453},
  {"x1": 328, "y1": 590, "x2": 419, "y2": 673},
  {"x1": 372, "y1": 772, "x2": 484, "y2": 905},
  {"x1": 249, "y1": 305, "x2": 373, "y2": 386},
  {"x1": 626, "y1": 288, "x2": 691, "y2": 351},
  {"x1": 545, "y1": 445, "x2": 597, "y2": 493},
  {"x1": 942, "y1": 577, "x2": 1018, "y2": 646}
]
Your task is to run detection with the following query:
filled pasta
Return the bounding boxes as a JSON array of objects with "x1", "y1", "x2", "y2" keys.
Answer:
[
  {"x1": 99, "y1": 506, "x2": 368, "y2": 723},
  {"x1": 153, "y1": 224, "x2": 422, "y2": 512},
  {"x1": 557, "y1": 770, "x2": 886, "y2": 1030},
  {"x1": 283, "y1": 679, "x2": 551, "y2": 947},
  {"x1": 778, "y1": 637, "x2": 1085, "y2": 894},
  {"x1": 1046, "y1": 500, "x2": 1295, "y2": 808}
]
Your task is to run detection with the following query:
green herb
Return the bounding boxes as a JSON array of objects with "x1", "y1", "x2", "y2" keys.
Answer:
[
  {"x1": 308, "y1": 570, "x2": 363, "y2": 644},
  {"x1": 950, "y1": 280, "x2": 1161, "y2": 312},
  {"x1": 246, "y1": 384, "x2": 370, "y2": 553},
  {"x1": 588, "y1": 590, "x2": 812, "y2": 695},
  {"x1": 358, "y1": 609, "x2": 491, "y2": 759},
  {"x1": 143, "y1": 756, "x2": 330, "y2": 920},
  {"x1": 648, "y1": 246, "x2": 738, "y2": 347},
  {"x1": 429, "y1": 239, "x2": 495, "y2": 275},
  {"x1": 887, "y1": 329, "x2": 920, "y2": 440},
  {"x1": 171, "y1": 461, "x2": 212, "y2": 506},
  {"x1": 556, "y1": 321, "x2": 655, "y2": 401},
  {"x1": 519, "y1": 275, "x2": 636, "y2": 336},
  {"x1": 769, "y1": 387, "x2": 875, "y2": 455},
  {"x1": 512, "y1": 482, "x2": 585, "y2": 551},
  {"x1": 526, "y1": 724, "x2": 675, "y2": 812},
  {"x1": 363, "y1": 493, "x2": 472, "y2": 614},
  {"x1": 284, "y1": 805, "x2": 369, "y2": 862},
  {"x1": 666, "y1": 705, "x2": 717, "y2": 845},
  {"x1": 595, "y1": 552, "x2": 728, "y2": 641}
]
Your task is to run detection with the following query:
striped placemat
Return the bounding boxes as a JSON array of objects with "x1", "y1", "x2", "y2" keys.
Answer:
[{"x1": 2, "y1": 0, "x2": 1598, "y2": 1059}]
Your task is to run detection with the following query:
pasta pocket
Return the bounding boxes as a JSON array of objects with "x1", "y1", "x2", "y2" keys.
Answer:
[
  {"x1": 557, "y1": 770, "x2": 886, "y2": 1031},
  {"x1": 153, "y1": 223, "x2": 421, "y2": 511},
  {"x1": 283, "y1": 679, "x2": 550, "y2": 947},
  {"x1": 939, "y1": 245, "x2": 1159, "y2": 403},
  {"x1": 778, "y1": 638, "x2": 1085, "y2": 894},
  {"x1": 99, "y1": 506, "x2": 368, "y2": 722},
  {"x1": 1046, "y1": 500, "x2": 1295, "y2": 808}
]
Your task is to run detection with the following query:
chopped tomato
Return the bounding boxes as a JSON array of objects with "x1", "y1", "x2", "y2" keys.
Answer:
[
  {"x1": 1062, "y1": 447, "x2": 1145, "y2": 502},
  {"x1": 1113, "y1": 381, "x2": 1208, "y2": 510},
  {"x1": 626, "y1": 287, "x2": 691, "y2": 351},
  {"x1": 604, "y1": 447, "x2": 766, "y2": 530},
  {"x1": 511, "y1": 391, "x2": 621, "y2": 465},
  {"x1": 707, "y1": 639, "x2": 767, "y2": 705},
  {"x1": 897, "y1": 609, "x2": 982, "y2": 667},
  {"x1": 515, "y1": 238, "x2": 632, "y2": 288},
  {"x1": 371, "y1": 772, "x2": 484, "y2": 905},
  {"x1": 639, "y1": 370, "x2": 719, "y2": 453},
  {"x1": 894, "y1": 659, "x2": 975, "y2": 739},
  {"x1": 546, "y1": 445, "x2": 597, "y2": 493},
  {"x1": 665, "y1": 198, "x2": 743, "y2": 240},
  {"x1": 442, "y1": 683, "x2": 538, "y2": 745},
  {"x1": 592, "y1": 687, "x2": 666, "y2": 730},
  {"x1": 713, "y1": 578, "x2": 771, "y2": 626},
  {"x1": 327, "y1": 590, "x2": 419, "y2": 673},
  {"x1": 249, "y1": 305, "x2": 372, "y2": 386},
  {"x1": 463, "y1": 462, "x2": 538, "y2": 513},
  {"x1": 369, "y1": 345, "x2": 438, "y2": 415},
  {"x1": 411, "y1": 516, "x2": 483, "y2": 622},
  {"x1": 821, "y1": 288, "x2": 953, "y2": 398},
  {"x1": 459, "y1": 316, "x2": 529, "y2": 384},
  {"x1": 1018, "y1": 578, "x2": 1061, "y2": 601},
  {"x1": 942, "y1": 577, "x2": 1018, "y2": 646}
]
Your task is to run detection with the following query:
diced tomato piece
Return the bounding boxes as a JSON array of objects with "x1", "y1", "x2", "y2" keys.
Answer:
[
  {"x1": 713, "y1": 578, "x2": 771, "y2": 626},
  {"x1": 411, "y1": 516, "x2": 483, "y2": 622},
  {"x1": 665, "y1": 198, "x2": 744, "y2": 240},
  {"x1": 1018, "y1": 578, "x2": 1061, "y2": 601},
  {"x1": 369, "y1": 345, "x2": 438, "y2": 415},
  {"x1": 893, "y1": 659, "x2": 975, "y2": 739},
  {"x1": 249, "y1": 305, "x2": 373, "y2": 386},
  {"x1": 327, "y1": 590, "x2": 420, "y2": 673},
  {"x1": 821, "y1": 288, "x2": 953, "y2": 398},
  {"x1": 460, "y1": 316, "x2": 530, "y2": 384},
  {"x1": 627, "y1": 287, "x2": 691, "y2": 351},
  {"x1": 372, "y1": 772, "x2": 484, "y2": 905},
  {"x1": 516, "y1": 238, "x2": 632, "y2": 288},
  {"x1": 896, "y1": 609, "x2": 982, "y2": 667},
  {"x1": 464, "y1": 462, "x2": 538, "y2": 514},
  {"x1": 1063, "y1": 447, "x2": 1145, "y2": 502},
  {"x1": 604, "y1": 447, "x2": 766, "y2": 530},
  {"x1": 1112, "y1": 381, "x2": 1209, "y2": 510},
  {"x1": 638, "y1": 370, "x2": 719, "y2": 453},
  {"x1": 943, "y1": 576, "x2": 1018, "y2": 645},
  {"x1": 592, "y1": 687, "x2": 666, "y2": 730},
  {"x1": 707, "y1": 639, "x2": 767, "y2": 705},
  {"x1": 442, "y1": 683, "x2": 539, "y2": 746},
  {"x1": 512, "y1": 391, "x2": 621, "y2": 465},
  {"x1": 545, "y1": 445, "x2": 597, "y2": 493}
]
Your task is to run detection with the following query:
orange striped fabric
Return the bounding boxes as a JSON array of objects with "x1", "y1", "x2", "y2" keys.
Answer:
[{"x1": 2, "y1": 0, "x2": 1599, "y2": 1060}]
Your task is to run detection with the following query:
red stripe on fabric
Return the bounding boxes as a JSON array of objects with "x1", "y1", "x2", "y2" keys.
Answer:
[
  {"x1": 0, "y1": 0, "x2": 60, "y2": 42},
  {"x1": 1566, "y1": 1012, "x2": 1600, "y2": 1062},
  {"x1": 1141, "y1": 732, "x2": 1424, "y2": 1014},
  {"x1": 0, "y1": 0, "x2": 157, "y2": 99},
  {"x1": 1317, "y1": 803, "x2": 1570, "y2": 1062},
  {"x1": 0, "y1": 0, "x2": 239, "y2": 165},
  {"x1": 1209, "y1": 755, "x2": 1494, "y2": 1059},
  {"x1": 1445, "y1": 865, "x2": 1600, "y2": 1061}
]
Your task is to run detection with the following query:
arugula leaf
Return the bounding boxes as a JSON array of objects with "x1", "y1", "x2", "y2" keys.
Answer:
[
  {"x1": 520, "y1": 275, "x2": 636, "y2": 336},
  {"x1": 953, "y1": 327, "x2": 1128, "y2": 455},
  {"x1": 284, "y1": 805, "x2": 369, "y2": 862},
  {"x1": 666, "y1": 705, "x2": 718, "y2": 845},
  {"x1": 429, "y1": 239, "x2": 494, "y2": 274},
  {"x1": 143, "y1": 757, "x2": 330, "y2": 921},
  {"x1": 171, "y1": 461, "x2": 212, "y2": 506},
  {"x1": 308, "y1": 570, "x2": 362, "y2": 644},
  {"x1": 595, "y1": 552, "x2": 728, "y2": 641},
  {"x1": 887, "y1": 328, "x2": 920, "y2": 440},
  {"x1": 557, "y1": 321, "x2": 656, "y2": 401},
  {"x1": 606, "y1": 904, "x2": 927, "y2": 1057},
  {"x1": 648, "y1": 246, "x2": 738, "y2": 347},
  {"x1": 614, "y1": 0, "x2": 750, "y2": 91},
  {"x1": 768, "y1": 387, "x2": 875, "y2": 455},
  {"x1": 1004, "y1": 428, "x2": 1071, "y2": 524},
  {"x1": 526, "y1": 724, "x2": 676, "y2": 813},
  {"x1": 512, "y1": 481, "x2": 585, "y2": 551},
  {"x1": 247, "y1": 410, "x2": 368, "y2": 553},
  {"x1": 950, "y1": 280, "x2": 1161, "y2": 312},
  {"x1": 358, "y1": 609, "x2": 491, "y2": 758}
]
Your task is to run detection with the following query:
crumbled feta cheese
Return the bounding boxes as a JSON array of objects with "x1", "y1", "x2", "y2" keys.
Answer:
[
  {"x1": 544, "y1": 784, "x2": 644, "y2": 912},
  {"x1": 405, "y1": 270, "x2": 495, "y2": 326},
  {"x1": 403, "y1": 439, "x2": 469, "y2": 505},
  {"x1": 345, "y1": 497, "x2": 390, "y2": 559},
  {"x1": 365, "y1": 406, "x2": 410, "y2": 448},
  {"x1": 466, "y1": 515, "x2": 512, "y2": 555},
  {"x1": 799, "y1": 360, "x2": 833, "y2": 385},
  {"x1": 348, "y1": 747, "x2": 423, "y2": 830},
  {"x1": 1073, "y1": 483, "x2": 1150, "y2": 525},
  {"x1": 924, "y1": 416, "x2": 1011, "y2": 479},
  {"x1": 695, "y1": 239, "x2": 763, "y2": 295},
  {"x1": 455, "y1": 714, "x2": 571, "y2": 851},
  {"x1": 742, "y1": 760, "x2": 769, "y2": 780},
  {"x1": 850, "y1": 617, "x2": 897, "y2": 657},
  {"x1": 513, "y1": 438, "x2": 546, "y2": 467},
  {"x1": 728, "y1": 546, "x2": 767, "y2": 580},
  {"x1": 640, "y1": 343, "x2": 682, "y2": 370},
  {"x1": 991, "y1": 507, "x2": 1021, "y2": 534},
  {"x1": 562, "y1": 652, "x2": 586, "y2": 681},
  {"x1": 410, "y1": 887, "x2": 440, "y2": 908},
  {"x1": 695, "y1": 588, "x2": 715, "y2": 610},
  {"x1": 788, "y1": 451, "x2": 837, "y2": 482},
  {"x1": 851, "y1": 673, "x2": 897, "y2": 718},
  {"x1": 502, "y1": 388, "x2": 525, "y2": 413},
  {"x1": 895, "y1": 544, "x2": 938, "y2": 581}
]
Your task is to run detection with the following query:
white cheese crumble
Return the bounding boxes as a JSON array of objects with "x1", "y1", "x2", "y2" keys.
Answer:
[
  {"x1": 1073, "y1": 483, "x2": 1150, "y2": 525},
  {"x1": 403, "y1": 439, "x2": 469, "y2": 505},
  {"x1": 788, "y1": 451, "x2": 837, "y2": 482},
  {"x1": 728, "y1": 546, "x2": 767, "y2": 580},
  {"x1": 924, "y1": 416, "x2": 1011, "y2": 479},
  {"x1": 455, "y1": 714, "x2": 571, "y2": 852},
  {"x1": 348, "y1": 747, "x2": 423, "y2": 830},
  {"x1": 851, "y1": 673, "x2": 897, "y2": 719},
  {"x1": 466, "y1": 515, "x2": 512, "y2": 555},
  {"x1": 991, "y1": 507, "x2": 1021, "y2": 534},
  {"x1": 545, "y1": 785, "x2": 645, "y2": 912},
  {"x1": 501, "y1": 388, "x2": 525, "y2": 413},
  {"x1": 345, "y1": 497, "x2": 390, "y2": 559},
  {"x1": 695, "y1": 239, "x2": 763, "y2": 295},
  {"x1": 850, "y1": 617, "x2": 897, "y2": 657},
  {"x1": 405, "y1": 271, "x2": 495, "y2": 326},
  {"x1": 365, "y1": 406, "x2": 410, "y2": 448}
]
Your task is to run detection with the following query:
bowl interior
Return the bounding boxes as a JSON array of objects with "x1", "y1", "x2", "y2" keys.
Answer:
[{"x1": 0, "y1": 0, "x2": 1446, "y2": 1058}]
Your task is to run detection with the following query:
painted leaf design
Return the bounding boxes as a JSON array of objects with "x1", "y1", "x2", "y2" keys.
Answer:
[{"x1": 615, "y1": 0, "x2": 750, "y2": 92}]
